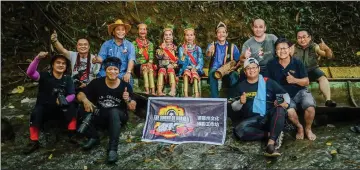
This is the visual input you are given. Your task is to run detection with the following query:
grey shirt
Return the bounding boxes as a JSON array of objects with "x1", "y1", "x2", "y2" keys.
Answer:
[
  {"x1": 241, "y1": 34, "x2": 278, "y2": 69},
  {"x1": 69, "y1": 51, "x2": 100, "y2": 84}
]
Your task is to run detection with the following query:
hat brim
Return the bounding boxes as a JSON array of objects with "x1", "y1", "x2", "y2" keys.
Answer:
[{"x1": 108, "y1": 23, "x2": 131, "y2": 36}]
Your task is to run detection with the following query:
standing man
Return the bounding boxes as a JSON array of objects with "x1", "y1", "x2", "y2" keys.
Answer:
[
  {"x1": 51, "y1": 31, "x2": 100, "y2": 90},
  {"x1": 291, "y1": 28, "x2": 336, "y2": 107},
  {"x1": 24, "y1": 52, "x2": 77, "y2": 154},
  {"x1": 239, "y1": 18, "x2": 278, "y2": 81},
  {"x1": 132, "y1": 23, "x2": 156, "y2": 95},
  {"x1": 267, "y1": 38, "x2": 317, "y2": 141},
  {"x1": 205, "y1": 21, "x2": 240, "y2": 98},
  {"x1": 93, "y1": 19, "x2": 136, "y2": 86},
  {"x1": 77, "y1": 57, "x2": 136, "y2": 163},
  {"x1": 231, "y1": 58, "x2": 289, "y2": 156}
]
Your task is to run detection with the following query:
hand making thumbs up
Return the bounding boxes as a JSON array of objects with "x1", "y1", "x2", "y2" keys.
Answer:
[
  {"x1": 319, "y1": 38, "x2": 330, "y2": 51},
  {"x1": 92, "y1": 54, "x2": 103, "y2": 64},
  {"x1": 51, "y1": 30, "x2": 58, "y2": 43},
  {"x1": 123, "y1": 87, "x2": 130, "y2": 102},
  {"x1": 240, "y1": 92, "x2": 247, "y2": 104},
  {"x1": 286, "y1": 72, "x2": 296, "y2": 84},
  {"x1": 245, "y1": 47, "x2": 251, "y2": 59}
]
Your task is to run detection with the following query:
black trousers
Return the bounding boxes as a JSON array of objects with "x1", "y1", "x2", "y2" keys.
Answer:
[
  {"x1": 30, "y1": 103, "x2": 77, "y2": 130},
  {"x1": 233, "y1": 106, "x2": 286, "y2": 141},
  {"x1": 79, "y1": 107, "x2": 128, "y2": 151}
]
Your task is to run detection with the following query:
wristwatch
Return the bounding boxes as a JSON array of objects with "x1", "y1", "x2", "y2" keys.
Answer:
[{"x1": 127, "y1": 70, "x2": 132, "y2": 74}]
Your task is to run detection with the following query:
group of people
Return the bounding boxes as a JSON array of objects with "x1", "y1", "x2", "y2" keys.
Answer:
[{"x1": 23, "y1": 18, "x2": 337, "y2": 161}]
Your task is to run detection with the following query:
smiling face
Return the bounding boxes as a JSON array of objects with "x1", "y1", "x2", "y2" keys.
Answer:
[
  {"x1": 113, "y1": 25, "x2": 126, "y2": 39},
  {"x1": 76, "y1": 39, "x2": 90, "y2": 54},
  {"x1": 138, "y1": 24, "x2": 147, "y2": 39},
  {"x1": 216, "y1": 27, "x2": 227, "y2": 42},
  {"x1": 297, "y1": 30, "x2": 311, "y2": 47},
  {"x1": 52, "y1": 57, "x2": 67, "y2": 74},
  {"x1": 163, "y1": 30, "x2": 173, "y2": 44},
  {"x1": 244, "y1": 63, "x2": 260, "y2": 79},
  {"x1": 105, "y1": 66, "x2": 119, "y2": 81},
  {"x1": 184, "y1": 29, "x2": 195, "y2": 44},
  {"x1": 252, "y1": 19, "x2": 266, "y2": 37},
  {"x1": 276, "y1": 42, "x2": 290, "y2": 60}
]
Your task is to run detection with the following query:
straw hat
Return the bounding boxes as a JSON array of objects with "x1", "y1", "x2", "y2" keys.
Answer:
[{"x1": 107, "y1": 19, "x2": 131, "y2": 35}]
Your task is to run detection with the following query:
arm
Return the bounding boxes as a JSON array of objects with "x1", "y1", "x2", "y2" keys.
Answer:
[
  {"x1": 195, "y1": 47, "x2": 204, "y2": 70},
  {"x1": 231, "y1": 100, "x2": 243, "y2": 111},
  {"x1": 77, "y1": 91, "x2": 95, "y2": 112},
  {"x1": 315, "y1": 44, "x2": 333, "y2": 59},
  {"x1": 149, "y1": 42, "x2": 154, "y2": 64},
  {"x1": 205, "y1": 42, "x2": 214, "y2": 57},
  {"x1": 51, "y1": 30, "x2": 70, "y2": 59},
  {"x1": 65, "y1": 76, "x2": 76, "y2": 103},
  {"x1": 26, "y1": 52, "x2": 48, "y2": 81}
]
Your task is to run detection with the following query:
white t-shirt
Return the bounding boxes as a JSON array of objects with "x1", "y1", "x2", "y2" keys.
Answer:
[{"x1": 69, "y1": 51, "x2": 100, "y2": 84}]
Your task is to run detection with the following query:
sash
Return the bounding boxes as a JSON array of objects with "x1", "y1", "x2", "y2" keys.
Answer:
[
  {"x1": 136, "y1": 38, "x2": 149, "y2": 61},
  {"x1": 183, "y1": 45, "x2": 197, "y2": 65},
  {"x1": 164, "y1": 48, "x2": 177, "y2": 63}
]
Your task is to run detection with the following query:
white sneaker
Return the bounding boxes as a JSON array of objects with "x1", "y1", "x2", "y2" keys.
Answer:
[{"x1": 275, "y1": 131, "x2": 284, "y2": 150}]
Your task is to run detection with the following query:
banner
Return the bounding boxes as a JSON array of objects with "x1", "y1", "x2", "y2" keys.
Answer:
[{"x1": 142, "y1": 97, "x2": 227, "y2": 145}]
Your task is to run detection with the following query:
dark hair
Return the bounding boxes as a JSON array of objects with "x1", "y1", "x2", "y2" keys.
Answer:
[
  {"x1": 274, "y1": 37, "x2": 292, "y2": 48},
  {"x1": 50, "y1": 55, "x2": 71, "y2": 74},
  {"x1": 295, "y1": 27, "x2": 312, "y2": 37},
  {"x1": 251, "y1": 18, "x2": 266, "y2": 27},
  {"x1": 102, "y1": 57, "x2": 121, "y2": 70}
]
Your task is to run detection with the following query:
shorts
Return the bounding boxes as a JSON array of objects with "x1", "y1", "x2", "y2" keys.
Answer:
[
  {"x1": 289, "y1": 88, "x2": 316, "y2": 110},
  {"x1": 308, "y1": 68, "x2": 325, "y2": 82}
]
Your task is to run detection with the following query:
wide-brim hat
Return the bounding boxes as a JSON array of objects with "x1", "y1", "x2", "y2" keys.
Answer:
[{"x1": 107, "y1": 19, "x2": 131, "y2": 36}]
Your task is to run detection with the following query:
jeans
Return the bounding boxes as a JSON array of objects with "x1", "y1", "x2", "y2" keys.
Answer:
[{"x1": 209, "y1": 68, "x2": 239, "y2": 98}]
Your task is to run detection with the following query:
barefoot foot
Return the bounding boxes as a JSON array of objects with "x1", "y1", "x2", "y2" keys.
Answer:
[
  {"x1": 296, "y1": 126, "x2": 304, "y2": 140},
  {"x1": 305, "y1": 129, "x2": 316, "y2": 141}
]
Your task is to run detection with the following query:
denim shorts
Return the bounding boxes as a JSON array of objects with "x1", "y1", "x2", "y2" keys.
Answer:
[
  {"x1": 289, "y1": 88, "x2": 316, "y2": 110},
  {"x1": 308, "y1": 68, "x2": 325, "y2": 82}
]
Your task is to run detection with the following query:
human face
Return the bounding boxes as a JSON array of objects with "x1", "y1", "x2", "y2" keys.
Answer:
[
  {"x1": 52, "y1": 58, "x2": 67, "y2": 74},
  {"x1": 244, "y1": 63, "x2": 260, "y2": 79},
  {"x1": 76, "y1": 39, "x2": 89, "y2": 54},
  {"x1": 276, "y1": 42, "x2": 290, "y2": 59},
  {"x1": 113, "y1": 25, "x2": 126, "y2": 39},
  {"x1": 216, "y1": 27, "x2": 227, "y2": 42},
  {"x1": 138, "y1": 25, "x2": 147, "y2": 39},
  {"x1": 106, "y1": 66, "x2": 119, "y2": 81},
  {"x1": 252, "y1": 19, "x2": 266, "y2": 37},
  {"x1": 163, "y1": 30, "x2": 173, "y2": 44},
  {"x1": 297, "y1": 31, "x2": 311, "y2": 47},
  {"x1": 184, "y1": 30, "x2": 195, "y2": 44}
]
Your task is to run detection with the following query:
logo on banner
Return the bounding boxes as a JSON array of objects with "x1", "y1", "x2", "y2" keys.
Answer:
[{"x1": 150, "y1": 105, "x2": 194, "y2": 138}]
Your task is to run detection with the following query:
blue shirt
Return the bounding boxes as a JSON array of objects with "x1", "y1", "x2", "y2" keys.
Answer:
[
  {"x1": 206, "y1": 41, "x2": 240, "y2": 70},
  {"x1": 97, "y1": 38, "x2": 136, "y2": 78},
  {"x1": 266, "y1": 57, "x2": 308, "y2": 98}
]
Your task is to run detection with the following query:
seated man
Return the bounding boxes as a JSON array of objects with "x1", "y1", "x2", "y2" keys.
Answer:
[
  {"x1": 24, "y1": 52, "x2": 77, "y2": 154},
  {"x1": 231, "y1": 58, "x2": 290, "y2": 156},
  {"x1": 205, "y1": 21, "x2": 240, "y2": 98},
  {"x1": 77, "y1": 57, "x2": 136, "y2": 163},
  {"x1": 267, "y1": 37, "x2": 317, "y2": 140},
  {"x1": 291, "y1": 28, "x2": 336, "y2": 107}
]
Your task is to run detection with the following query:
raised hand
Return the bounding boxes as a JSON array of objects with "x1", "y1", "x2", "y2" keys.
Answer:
[
  {"x1": 51, "y1": 30, "x2": 58, "y2": 43},
  {"x1": 92, "y1": 54, "x2": 103, "y2": 64},
  {"x1": 37, "y1": 51, "x2": 49, "y2": 59},
  {"x1": 122, "y1": 87, "x2": 130, "y2": 101},
  {"x1": 319, "y1": 38, "x2": 329, "y2": 51},
  {"x1": 245, "y1": 47, "x2": 251, "y2": 59}
]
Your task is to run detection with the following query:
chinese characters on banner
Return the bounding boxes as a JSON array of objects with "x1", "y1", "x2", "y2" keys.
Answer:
[{"x1": 142, "y1": 97, "x2": 227, "y2": 145}]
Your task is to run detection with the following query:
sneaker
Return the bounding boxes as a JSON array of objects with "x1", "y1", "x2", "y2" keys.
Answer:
[
  {"x1": 275, "y1": 131, "x2": 284, "y2": 150},
  {"x1": 107, "y1": 150, "x2": 118, "y2": 163},
  {"x1": 325, "y1": 100, "x2": 337, "y2": 107},
  {"x1": 23, "y1": 140, "x2": 40, "y2": 155},
  {"x1": 81, "y1": 138, "x2": 100, "y2": 150}
]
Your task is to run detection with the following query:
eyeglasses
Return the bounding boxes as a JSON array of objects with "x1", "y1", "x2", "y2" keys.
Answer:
[
  {"x1": 245, "y1": 66, "x2": 258, "y2": 71},
  {"x1": 276, "y1": 47, "x2": 289, "y2": 51},
  {"x1": 297, "y1": 35, "x2": 310, "y2": 40}
]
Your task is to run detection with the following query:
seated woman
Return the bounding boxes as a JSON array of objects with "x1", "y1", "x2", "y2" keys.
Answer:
[
  {"x1": 156, "y1": 25, "x2": 178, "y2": 97},
  {"x1": 178, "y1": 27, "x2": 204, "y2": 97},
  {"x1": 132, "y1": 23, "x2": 156, "y2": 95}
]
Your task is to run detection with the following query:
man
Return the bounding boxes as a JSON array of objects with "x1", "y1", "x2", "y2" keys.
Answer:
[
  {"x1": 231, "y1": 58, "x2": 289, "y2": 156},
  {"x1": 291, "y1": 28, "x2": 336, "y2": 107},
  {"x1": 178, "y1": 26, "x2": 204, "y2": 97},
  {"x1": 132, "y1": 23, "x2": 156, "y2": 95},
  {"x1": 206, "y1": 21, "x2": 240, "y2": 98},
  {"x1": 24, "y1": 52, "x2": 77, "y2": 154},
  {"x1": 51, "y1": 30, "x2": 100, "y2": 91},
  {"x1": 77, "y1": 57, "x2": 136, "y2": 163},
  {"x1": 93, "y1": 19, "x2": 136, "y2": 86},
  {"x1": 238, "y1": 18, "x2": 278, "y2": 82},
  {"x1": 267, "y1": 38, "x2": 317, "y2": 141},
  {"x1": 155, "y1": 25, "x2": 178, "y2": 96}
]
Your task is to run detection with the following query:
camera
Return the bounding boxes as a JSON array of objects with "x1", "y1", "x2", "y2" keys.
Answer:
[
  {"x1": 77, "y1": 106, "x2": 99, "y2": 134},
  {"x1": 276, "y1": 94, "x2": 285, "y2": 105},
  {"x1": 52, "y1": 86, "x2": 69, "y2": 112},
  {"x1": 73, "y1": 70, "x2": 88, "y2": 90}
]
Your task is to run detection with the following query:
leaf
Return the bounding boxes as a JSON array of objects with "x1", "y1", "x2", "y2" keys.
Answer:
[
  {"x1": 331, "y1": 150, "x2": 337, "y2": 155},
  {"x1": 326, "y1": 142, "x2": 332, "y2": 146},
  {"x1": 48, "y1": 153, "x2": 53, "y2": 159},
  {"x1": 11, "y1": 86, "x2": 24, "y2": 94},
  {"x1": 144, "y1": 158, "x2": 152, "y2": 163},
  {"x1": 356, "y1": 51, "x2": 360, "y2": 56}
]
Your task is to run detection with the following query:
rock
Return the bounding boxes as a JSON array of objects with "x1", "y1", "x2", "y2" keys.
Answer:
[{"x1": 1, "y1": 118, "x2": 15, "y2": 142}]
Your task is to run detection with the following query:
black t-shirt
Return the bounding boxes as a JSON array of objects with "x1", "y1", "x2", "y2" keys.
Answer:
[
  {"x1": 37, "y1": 72, "x2": 75, "y2": 105},
  {"x1": 84, "y1": 77, "x2": 134, "y2": 111},
  {"x1": 233, "y1": 78, "x2": 286, "y2": 117}
]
